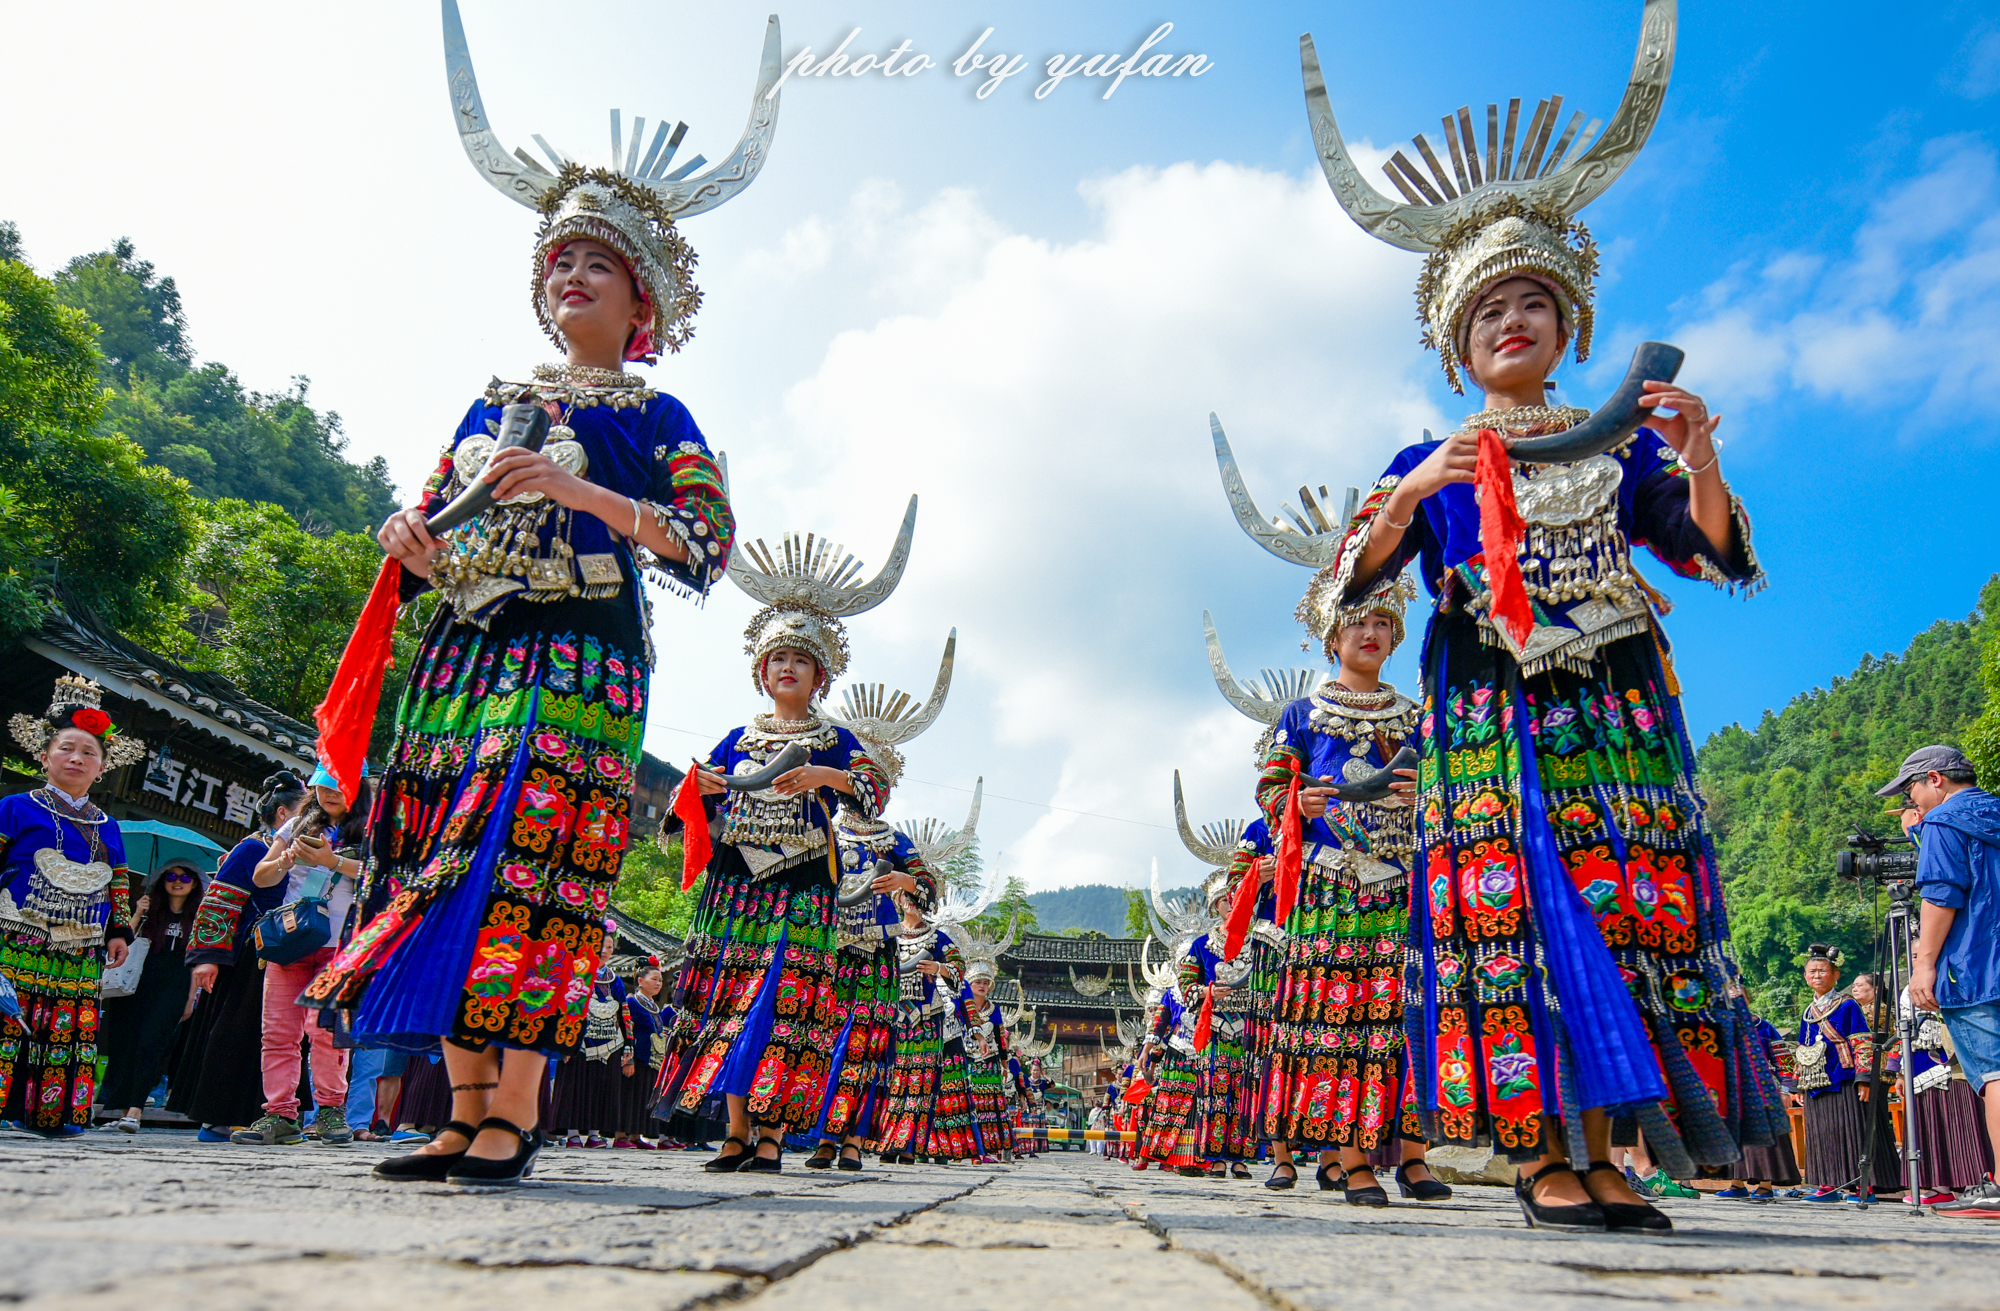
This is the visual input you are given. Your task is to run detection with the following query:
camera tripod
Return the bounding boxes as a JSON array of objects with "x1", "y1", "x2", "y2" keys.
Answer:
[{"x1": 1851, "y1": 877, "x2": 1927, "y2": 1212}]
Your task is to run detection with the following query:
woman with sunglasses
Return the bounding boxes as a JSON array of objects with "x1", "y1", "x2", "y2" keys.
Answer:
[{"x1": 97, "y1": 861, "x2": 204, "y2": 1133}]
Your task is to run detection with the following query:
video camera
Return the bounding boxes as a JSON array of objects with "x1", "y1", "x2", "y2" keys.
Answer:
[{"x1": 1834, "y1": 830, "x2": 1919, "y2": 883}]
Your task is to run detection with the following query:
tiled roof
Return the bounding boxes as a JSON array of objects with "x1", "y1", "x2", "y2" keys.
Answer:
[{"x1": 999, "y1": 933, "x2": 1147, "y2": 966}]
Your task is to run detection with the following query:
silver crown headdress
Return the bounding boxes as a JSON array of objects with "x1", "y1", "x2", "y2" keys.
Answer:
[
  {"x1": 9, "y1": 675, "x2": 147, "y2": 771},
  {"x1": 1300, "y1": 0, "x2": 1674, "y2": 389},
  {"x1": 731, "y1": 495, "x2": 918, "y2": 694},
  {"x1": 827, "y1": 629, "x2": 955, "y2": 788},
  {"x1": 951, "y1": 909, "x2": 1018, "y2": 985},
  {"x1": 442, "y1": 0, "x2": 784, "y2": 358}
]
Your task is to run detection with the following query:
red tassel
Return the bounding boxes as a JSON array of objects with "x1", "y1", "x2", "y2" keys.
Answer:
[
  {"x1": 1219, "y1": 855, "x2": 1266, "y2": 962},
  {"x1": 1192, "y1": 990, "x2": 1214, "y2": 1051},
  {"x1": 311, "y1": 557, "x2": 403, "y2": 805},
  {"x1": 1122, "y1": 1077, "x2": 1152, "y2": 1105},
  {"x1": 1476, "y1": 428, "x2": 1535, "y2": 650},
  {"x1": 674, "y1": 763, "x2": 712, "y2": 891},
  {"x1": 1273, "y1": 773, "x2": 1304, "y2": 929}
]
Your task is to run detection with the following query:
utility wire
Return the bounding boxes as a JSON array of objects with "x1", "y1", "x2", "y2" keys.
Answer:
[{"x1": 649, "y1": 721, "x2": 1174, "y2": 833}]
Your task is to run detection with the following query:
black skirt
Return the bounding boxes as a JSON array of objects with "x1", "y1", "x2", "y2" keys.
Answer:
[
  {"x1": 393, "y1": 1052, "x2": 453, "y2": 1128},
  {"x1": 100, "y1": 940, "x2": 193, "y2": 1110},
  {"x1": 1912, "y1": 1079, "x2": 1995, "y2": 1190},
  {"x1": 1803, "y1": 1082, "x2": 1902, "y2": 1191},
  {"x1": 167, "y1": 941, "x2": 270, "y2": 1129},
  {"x1": 550, "y1": 1053, "x2": 625, "y2": 1131}
]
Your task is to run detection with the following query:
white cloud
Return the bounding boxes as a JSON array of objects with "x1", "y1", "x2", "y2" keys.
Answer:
[
  {"x1": 1669, "y1": 136, "x2": 2000, "y2": 436},
  {"x1": 650, "y1": 159, "x2": 1445, "y2": 892}
]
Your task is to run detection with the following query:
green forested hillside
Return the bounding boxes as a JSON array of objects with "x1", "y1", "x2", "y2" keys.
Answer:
[{"x1": 1699, "y1": 576, "x2": 2000, "y2": 1018}]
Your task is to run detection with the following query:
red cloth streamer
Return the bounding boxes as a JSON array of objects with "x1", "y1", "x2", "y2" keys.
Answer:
[
  {"x1": 1122, "y1": 1077, "x2": 1152, "y2": 1105},
  {"x1": 1219, "y1": 855, "x2": 1267, "y2": 962},
  {"x1": 1191, "y1": 989, "x2": 1214, "y2": 1052},
  {"x1": 1475, "y1": 428, "x2": 1535, "y2": 650},
  {"x1": 1273, "y1": 773, "x2": 1304, "y2": 930},
  {"x1": 311, "y1": 557, "x2": 403, "y2": 805},
  {"x1": 674, "y1": 763, "x2": 712, "y2": 891}
]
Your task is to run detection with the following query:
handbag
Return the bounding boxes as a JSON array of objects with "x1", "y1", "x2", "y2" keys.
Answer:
[
  {"x1": 99, "y1": 932, "x2": 151, "y2": 998},
  {"x1": 253, "y1": 865, "x2": 334, "y2": 965}
]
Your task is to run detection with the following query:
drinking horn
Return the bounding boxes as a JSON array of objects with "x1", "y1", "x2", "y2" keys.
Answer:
[
  {"x1": 425, "y1": 403, "x2": 552, "y2": 534},
  {"x1": 1299, "y1": 745, "x2": 1419, "y2": 803},
  {"x1": 719, "y1": 742, "x2": 812, "y2": 792},
  {"x1": 1506, "y1": 341, "x2": 1684, "y2": 465},
  {"x1": 838, "y1": 857, "x2": 893, "y2": 908}
]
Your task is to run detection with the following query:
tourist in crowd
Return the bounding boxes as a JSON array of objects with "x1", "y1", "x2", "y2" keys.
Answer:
[
  {"x1": 0, "y1": 679, "x2": 139, "y2": 1135},
  {"x1": 231, "y1": 766, "x2": 368, "y2": 1147},
  {"x1": 1896, "y1": 745, "x2": 2000, "y2": 1217},
  {"x1": 1796, "y1": 945, "x2": 1902, "y2": 1201},
  {"x1": 97, "y1": 861, "x2": 203, "y2": 1132},
  {"x1": 174, "y1": 771, "x2": 306, "y2": 1139},
  {"x1": 344, "y1": 1047, "x2": 408, "y2": 1141}
]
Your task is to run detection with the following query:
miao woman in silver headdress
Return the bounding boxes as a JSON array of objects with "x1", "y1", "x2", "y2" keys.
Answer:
[
  {"x1": 874, "y1": 888, "x2": 972, "y2": 1163},
  {"x1": 1291, "y1": 0, "x2": 1785, "y2": 1232},
  {"x1": 656, "y1": 596, "x2": 891, "y2": 1173},
  {"x1": 1161, "y1": 874, "x2": 1263, "y2": 1180},
  {"x1": 1, "y1": 678, "x2": 142, "y2": 1133},
  {"x1": 305, "y1": 3, "x2": 778, "y2": 1186},
  {"x1": 1253, "y1": 582, "x2": 1447, "y2": 1203},
  {"x1": 954, "y1": 913, "x2": 1030, "y2": 1163}
]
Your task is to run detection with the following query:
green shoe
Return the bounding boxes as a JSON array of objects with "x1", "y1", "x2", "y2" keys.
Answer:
[
  {"x1": 314, "y1": 1106, "x2": 354, "y2": 1147},
  {"x1": 1641, "y1": 1169, "x2": 1701, "y2": 1199},
  {"x1": 230, "y1": 1114, "x2": 304, "y2": 1146}
]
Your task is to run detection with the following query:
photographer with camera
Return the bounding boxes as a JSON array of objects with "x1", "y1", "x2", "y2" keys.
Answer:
[{"x1": 1881, "y1": 745, "x2": 2000, "y2": 1218}]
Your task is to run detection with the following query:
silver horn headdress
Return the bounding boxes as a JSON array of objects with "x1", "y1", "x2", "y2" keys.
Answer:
[
  {"x1": 1173, "y1": 771, "x2": 1244, "y2": 870},
  {"x1": 952, "y1": 909, "x2": 1018, "y2": 985},
  {"x1": 1299, "y1": 0, "x2": 1674, "y2": 390},
  {"x1": 1200, "y1": 613, "x2": 1325, "y2": 726},
  {"x1": 731, "y1": 495, "x2": 918, "y2": 694},
  {"x1": 443, "y1": 0, "x2": 783, "y2": 358},
  {"x1": 1147, "y1": 858, "x2": 1214, "y2": 949},
  {"x1": 827, "y1": 629, "x2": 954, "y2": 788},
  {"x1": 897, "y1": 776, "x2": 983, "y2": 874}
]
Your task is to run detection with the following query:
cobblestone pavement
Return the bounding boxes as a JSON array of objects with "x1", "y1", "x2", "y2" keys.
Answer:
[{"x1": 5, "y1": 1133, "x2": 1997, "y2": 1309}]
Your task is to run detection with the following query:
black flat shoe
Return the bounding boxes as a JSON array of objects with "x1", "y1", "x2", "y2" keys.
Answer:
[
  {"x1": 1585, "y1": 1162, "x2": 1674, "y2": 1235},
  {"x1": 1396, "y1": 1160, "x2": 1454, "y2": 1202},
  {"x1": 1515, "y1": 1163, "x2": 1607, "y2": 1233},
  {"x1": 1231, "y1": 1162, "x2": 1252, "y2": 1180},
  {"x1": 1315, "y1": 1162, "x2": 1345, "y2": 1192},
  {"x1": 1264, "y1": 1163, "x2": 1298, "y2": 1191},
  {"x1": 702, "y1": 1136, "x2": 751, "y2": 1173},
  {"x1": 804, "y1": 1142, "x2": 837, "y2": 1170},
  {"x1": 1343, "y1": 1167, "x2": 1390, "y2": 1208},
  {"x1": 373, "y1": 1120, "x2": 477, "y2": 1181},
  {"x1": 739, "y1": 1140, "x2": 783, "y2": 1174},
  {"x1": 837, "y1": 1144, "x2": 863, "y2": 1172},
  {"x1": 446, "y1": 1117, "x2": 542, "y2": 1187}
]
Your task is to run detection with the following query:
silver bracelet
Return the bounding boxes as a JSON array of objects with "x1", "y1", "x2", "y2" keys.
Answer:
[
  {"x1": 629, "y1": 496, "x2": 643, "y2": 539},
  {"x1": 1381, "y1": 504, "x2": 1414, "y2": 531},
  {"x1": 1681, "y1": 437, "x2": 1723, "y2": 477}
]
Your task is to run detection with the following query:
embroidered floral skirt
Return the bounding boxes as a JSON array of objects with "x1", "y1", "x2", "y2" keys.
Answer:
[
  {"x1": 659, "y1": 850, "x2": 840, "y2": 1134},
  {"x1": 966, "y1": 1054, "x2": 1012, "y2": 1152},
  {"x1": 875, "y1": 1002, "x2": 943, "y2": 1153},
  {"x1": 0, "y1": 929, "x2": 102, "y2": 1133},
  {"x1": 1264, "y1": 867, "x2": 1418, "y2": 1154},
  {"x1": 305, "y1": 596, "x2": 645, "y2": 1058},
  {"x1": 1193, "y1": 1018, "x2": 1259, "y2": 1161},
  {"x1": 1410, "y1": 613, "x2": 1788, "y2": 1170},
  {"x1": 1140, "y1": 1051, "x2": 1200, "y2": 1162},
  {"x1": 924, "y1": 1038, "x2": 980, "y2": 1160},
  {"x1": 816, "y1": 943, "x2": 897, "y2": 1141}
]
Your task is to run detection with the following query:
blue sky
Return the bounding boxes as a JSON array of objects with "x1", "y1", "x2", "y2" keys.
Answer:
[{"x1": 4, "y1": 2, "x2": 1996, "y2": 890}]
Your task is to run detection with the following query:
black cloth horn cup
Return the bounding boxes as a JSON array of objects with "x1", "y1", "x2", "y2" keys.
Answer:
[{"x1": 426, "y1": 403, "x2": 553, "y2": 535}]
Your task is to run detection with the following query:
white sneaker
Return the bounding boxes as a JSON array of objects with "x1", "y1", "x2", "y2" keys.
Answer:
[{"x1": 116, "y1": 1116, "x2": 140, "y2": 1133}]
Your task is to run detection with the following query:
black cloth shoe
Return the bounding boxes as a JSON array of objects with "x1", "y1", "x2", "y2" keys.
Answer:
[
  {"x1": 1264, "y1": 1162, "x2": 1298, "y2": 1191},
  {"x1": 1231, "y1": 1162, "x2": 1252, "y2": 1180},
  {"x1": 702, "y1": 1136, "x2": 752, "y2": 1173},
  {"x1": 1515, "y1": 1163, "x2": 1607, "y2": 1233},
  {"x1": 1343, "y1": 1166, "x2": 1390, "y2": 1207},
  {"x1": 1396, "y1": 1160, "x2": 1454, "y2": 1202},
  {"x1": 837, "y1": 1144, "x2": 864, "y2": 1172},
  {"x1": 446, "y1": 1117, "x2": 542, "y2": 1187},
  {"x1": 1315, "y1": 1162, "x2": 1345, "y2": 1192},
  {"x1": 739, "y1": 1138, "x2": 783, "y2": 1174},
  {"x1": 1584, "y1": 1162, "x2": 1673, "y2": 1235},
  {"x1": 804, "y1": 1142, "x2": 837, "y2": 1170},
  {"x1": 372, "y1": 1120, "x2": 477, "y2": 1181}
]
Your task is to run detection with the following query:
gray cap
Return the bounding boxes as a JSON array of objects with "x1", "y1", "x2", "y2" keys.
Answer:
[{"x1": 1874, "y1": 744, "x2": 1975, "y2": 796}]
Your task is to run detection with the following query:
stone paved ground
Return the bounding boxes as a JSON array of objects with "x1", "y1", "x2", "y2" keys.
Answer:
[{"x1": 5, "y1": 1133, "x2": 1998, "y2": 1310}]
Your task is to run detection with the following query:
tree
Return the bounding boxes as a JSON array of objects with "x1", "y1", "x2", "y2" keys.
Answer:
[
  {"x1": 0, "y1": 254, "x2": 201, "y2": 646},
  {"x1": 53, "y1": 238, "x2": 190, "y2": 383},
  {"x1": 1123, "y1": 886, "x2": 1150, "y2": 938},
  {"x1": 612, "y1": 834, "x2": 701, "y2": 937},
  {"x1": 971, "y1": 872, "x2": 1038, "y2": 938}
]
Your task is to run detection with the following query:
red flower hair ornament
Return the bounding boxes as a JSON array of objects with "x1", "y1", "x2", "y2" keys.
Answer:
[{"x1": 70, "y1": 708, "x2": 111, "y2": 736}]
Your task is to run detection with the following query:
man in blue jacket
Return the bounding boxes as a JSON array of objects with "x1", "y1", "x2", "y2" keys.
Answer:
[{"x1": 1885, "y1": 745, "x2": 2000, "y2": 1217}]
